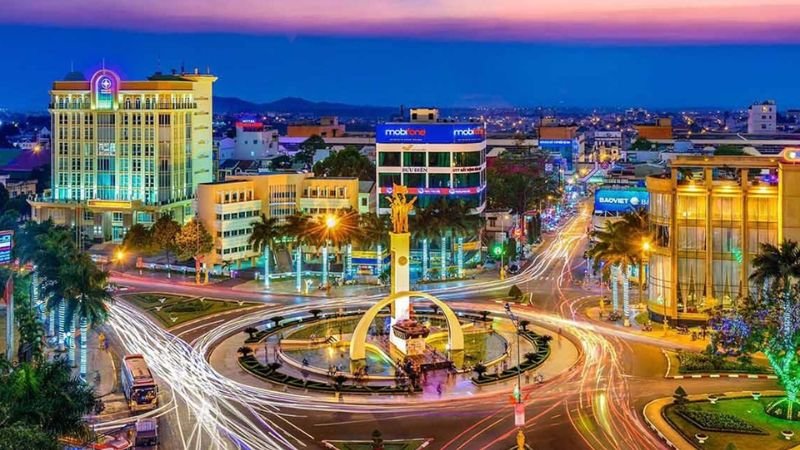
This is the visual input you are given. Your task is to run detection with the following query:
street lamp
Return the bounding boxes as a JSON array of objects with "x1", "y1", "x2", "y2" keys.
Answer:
[
  {"x1": 114, "y1": 249, "x2": 125, "y2": 269},
  {"x1": 504, "y1": 302, "x2": 525, "y2": 443},
  {"x1": 639, "y1": 239, "x2": 651, "y2": 330},
  {"x1": 322, "y1": 215, "x2": 338, "y2": 287}
]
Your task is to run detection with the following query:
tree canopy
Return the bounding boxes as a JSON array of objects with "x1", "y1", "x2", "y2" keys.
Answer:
[
  {"x1": 312, "y1": 146, "x2": 375, "y2": 181},
  {"x1": 487, "y1": 154, "x2": 560, "y2": 214},
  {"x1": 295, "y1": 135, "x2": 328, "y2": 166}
]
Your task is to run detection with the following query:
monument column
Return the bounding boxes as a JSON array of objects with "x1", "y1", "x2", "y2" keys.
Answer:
[{"x1": 389, "y1": 232, "x2": 411, "y2": 322}]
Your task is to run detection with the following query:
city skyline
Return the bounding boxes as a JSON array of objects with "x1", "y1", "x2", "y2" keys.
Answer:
[{"x1": 2, "y1": 4, "x2": 800, "y2": 110}]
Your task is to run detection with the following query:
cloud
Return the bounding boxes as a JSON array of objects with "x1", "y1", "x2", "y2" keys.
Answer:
[{"x1": 4, "y1": 0, "x2": 800, "y2": 43}]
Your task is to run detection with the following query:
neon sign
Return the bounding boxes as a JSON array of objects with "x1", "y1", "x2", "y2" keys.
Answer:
[{"x1": 90, "y1": 69, "x2": 120, "y2": 110}]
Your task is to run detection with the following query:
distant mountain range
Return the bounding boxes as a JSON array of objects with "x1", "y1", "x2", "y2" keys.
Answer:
[{"x1": 213, "y1": 96, "x2": 399, "y2": 116}]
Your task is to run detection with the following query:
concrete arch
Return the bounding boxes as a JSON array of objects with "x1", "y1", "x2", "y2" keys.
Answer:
[{"x1": 349, "y1": 290, "x2": 464, "y2": 361}]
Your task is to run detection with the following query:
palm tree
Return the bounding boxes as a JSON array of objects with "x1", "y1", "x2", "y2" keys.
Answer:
[
  {"x1": 358, "y1": 213, "x2": 391, "y2": 278},
  {"x1": 249, "y1": 214, "x2": 282, "y2": 288},
  {"x1": 60, "y1": 252, "x2": 112, "y2": 379},
  {"x1": 282, "y1": 213, "x2": 312, "y2": 292},
  {"x1": 588, "y1": 219, "x2": 637, "y2": 325},
  {"x1": 750, "y1": 240, "x2": 800, "y2": 294},
  {"x1": 311, "y1": 209, "x2": 360, "y2": 283},
  {"x1": 411, "y1": 207, "x2": 441, "y2": 281},
  {"x1": 36, "y1": 227, "x2": 77, "y2": 353},
  {"x1": 619, "y1": 209, "x2": 652, "y2": 308}
]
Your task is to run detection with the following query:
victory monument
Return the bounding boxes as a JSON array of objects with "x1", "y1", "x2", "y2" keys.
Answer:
[{"x1": 349, "y1": 185, "x2": 464, "y2": 367}]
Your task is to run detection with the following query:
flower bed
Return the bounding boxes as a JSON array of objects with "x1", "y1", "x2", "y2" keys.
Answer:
[
  {"x1": 471, "y1": 330, "x2": 551, "y2": 385},
  {"x1": 675, "y1": 407, "x2": 765, "y2": 435},
  {"x1": 677, "y1": 351, "x2": 770, "y2": 374}
]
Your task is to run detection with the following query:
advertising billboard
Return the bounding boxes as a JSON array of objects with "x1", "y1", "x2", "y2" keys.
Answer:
[
  {"x1": 379, "y1": 185, "x2": 485, "y2": 195},
  {"x1": 0, "y1": 231, "x2": 13, "y2": 265},
  {"x1": 593, "y1": 188, "x2": 649, "y2": 214},
  {"x1": 376, "y1": 123, "x2": 486, "y2": 144}
]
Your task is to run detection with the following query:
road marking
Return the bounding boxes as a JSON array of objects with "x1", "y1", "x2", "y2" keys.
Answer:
[
  {"x1": 709, "y1": 374, "x2": 720, "y2": 378},
  {"x1": 173, "y1": 319, "x2": 225, "y2": 337}
]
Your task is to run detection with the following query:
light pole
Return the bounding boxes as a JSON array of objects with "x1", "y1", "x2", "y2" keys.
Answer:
[
  {"x1": 639, "y1": 240, "x2": 650, "y2": 311},
  {"x1": 323, "y1": 215, "x2": 338, "y2": 287},
  {"x1": 504, "y1": 302, "x2": 525, "y2": 444}
]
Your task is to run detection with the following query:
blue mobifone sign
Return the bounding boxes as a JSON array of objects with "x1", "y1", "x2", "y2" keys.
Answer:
[
  {"x1": 376, "y1": 123, "x2": 486, "y2": 144},
  {"x1": 594, "y1": 189, "x2": 649, "y2": 214}
]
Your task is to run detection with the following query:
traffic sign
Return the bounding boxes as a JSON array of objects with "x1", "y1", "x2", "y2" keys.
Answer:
[{"x1": 514, "y1": 403, "x2": 525, "y2": 426}]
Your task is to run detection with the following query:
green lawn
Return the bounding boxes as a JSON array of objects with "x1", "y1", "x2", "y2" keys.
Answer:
[
  {"x1": 122, "y1": 293, "x2": 257, "y2": 327},
  {"x1": 665, "y1": 398, "x2": 800, "y2": 450}
]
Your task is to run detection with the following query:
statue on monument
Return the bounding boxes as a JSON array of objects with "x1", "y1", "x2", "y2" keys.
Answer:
[{"x1": 385, "y1": 184, "x2": 416, "y2": 234}]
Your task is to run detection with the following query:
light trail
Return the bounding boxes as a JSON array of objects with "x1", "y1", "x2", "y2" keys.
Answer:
[{"x1": 101, "y1": 201, "x2": 663, "y2": 449}]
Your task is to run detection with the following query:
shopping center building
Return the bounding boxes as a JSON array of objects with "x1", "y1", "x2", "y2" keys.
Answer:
[
  {"x1": 646, "y1": 151, "x2": 800, "y2": 324},
  {"x1": 30, "y1": 67, "x2": 216, "y2": 242}
]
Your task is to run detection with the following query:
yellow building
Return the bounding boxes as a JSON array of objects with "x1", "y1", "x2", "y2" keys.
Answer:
[
  {"x1": 30, "y1": 67, "x2": 216, "y2": 242},
  {"x1": 196, "y1": 173, "x2": 366, "y2": 268},
  {"x1": 646, "y1": 151, "x2": 800, "y2": 324}
]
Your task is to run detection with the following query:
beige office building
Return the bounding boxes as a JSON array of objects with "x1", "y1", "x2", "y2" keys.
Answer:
[
  {"x1": 30, "y1": 67, "x2": 216, "y2": 242},
  {"x1": 195, "y1": 173, "x2": 369, "y2": 269}
]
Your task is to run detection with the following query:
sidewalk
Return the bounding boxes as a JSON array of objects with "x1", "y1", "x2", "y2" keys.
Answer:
[{"x1": 584, "y1": 304, "x2": 712, "y2": 352}]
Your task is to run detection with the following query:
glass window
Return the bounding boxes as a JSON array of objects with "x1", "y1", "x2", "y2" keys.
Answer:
[
  {"x1": 378, "y1": 173, "x2": 401, "y2": 188},
  {"x1": 379, "y1": 152, "x2": 401, "y2": 167},
  {"x1": 453, "y1": 151, "x2": 481, "y2": 167},
  {"x1": 677, "y1": 195, "x2": 706, "y2": 220},
  {"x1": 454, "y1": 172, "x2": 480, "y2": 187},
  {"x1": 403, "y1": 152, "x2": 426, "y2": 167},
  {"x1": 403, "y1": 173, "x2": 425, "y2": 187},
  {"x1": 429, "y1": 152, "x2": 450, "y2": 167},
  {"x1": 429, "y1": 174, "x2": 451, "y2": 188}
]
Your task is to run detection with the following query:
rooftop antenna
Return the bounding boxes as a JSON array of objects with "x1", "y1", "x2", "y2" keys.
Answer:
[
  {"x1": 101, "y1": 58, "x2": 105, "y2": 71},
  {"x1": 70, "y1": 60, "x2": 74, "y2": 72},
  {"x1": 180, "y1": 61, "x2": 185, "y2": 74},
  {"x1": 206, "y1": 65, "x2": 211, "y2": 74}
]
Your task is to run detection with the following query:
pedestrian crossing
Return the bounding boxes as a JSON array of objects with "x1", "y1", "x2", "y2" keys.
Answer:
[{"x1": 529, "y1": 276, "x2": 557, "y2": 281}]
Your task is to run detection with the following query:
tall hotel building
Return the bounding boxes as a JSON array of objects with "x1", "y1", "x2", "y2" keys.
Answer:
[
  {"x1": 375, "y1": 108, "x2": 486, "y2": 213},
  {"x1": 30, "y1": 68, "x2": 216, "y2": 241},
  {"x1": 646, "y1": 151, "x2": 800, "y2": 324}
]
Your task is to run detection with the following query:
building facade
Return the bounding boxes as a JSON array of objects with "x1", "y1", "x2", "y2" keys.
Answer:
[
  {"x1": 286, "y1": 116, "x2": 345, "y2": 138},
  {"x1": 748, "y1": 100, "x2": 777, "y2": 134},
  {"x1": 30, "y1": 68, "x2": 216, "y2": 242},
  {"x1": 196, "y1": 173, "x2": 365, "y2": 269},
  {"x1": 225, "y1": 120, "x2": 279, "y2": 160},
  {"x1": 375, "y1": 108, "x2": 486, "y2": 214},
  {"x1": 646, "y1": 152, "x2": 800, "y2": 324}
]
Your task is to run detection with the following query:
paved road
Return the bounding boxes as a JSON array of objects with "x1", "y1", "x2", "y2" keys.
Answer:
[{"x1": 102, "y1": 202, "x2": 782, "y2": 450}]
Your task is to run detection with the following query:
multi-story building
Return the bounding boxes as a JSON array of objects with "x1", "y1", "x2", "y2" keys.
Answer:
[
  {"x1": 221, "y1": 120, "x2": 279, "y2": 160},
  {"x1": 538, "y1": 125, "x2": 583, "y2": 173},
  {"x1": 30, "y1": 67, "x2": 216, "y2": 242},
  {"x1": 195, "y1": 173, "x2": 368, "y2": 269},
  {"x1": 636, "y1": 118, "x2": 673, "y2": 140},
  {"x1": 375, "y1": 108, "x2": 486, "y2": 214},
  {"x1": 286, "y1": 116, "x2": 346, "y2": 138},
  {"x1": 591, "y1": 130, "x2": 623, "y2": 162},
  {"x1": 646, "y1": 151, "x2": 800, "y2": 324},
  {"x1": 748, "y1": 100, "x2": 777, "y2": 134}
]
